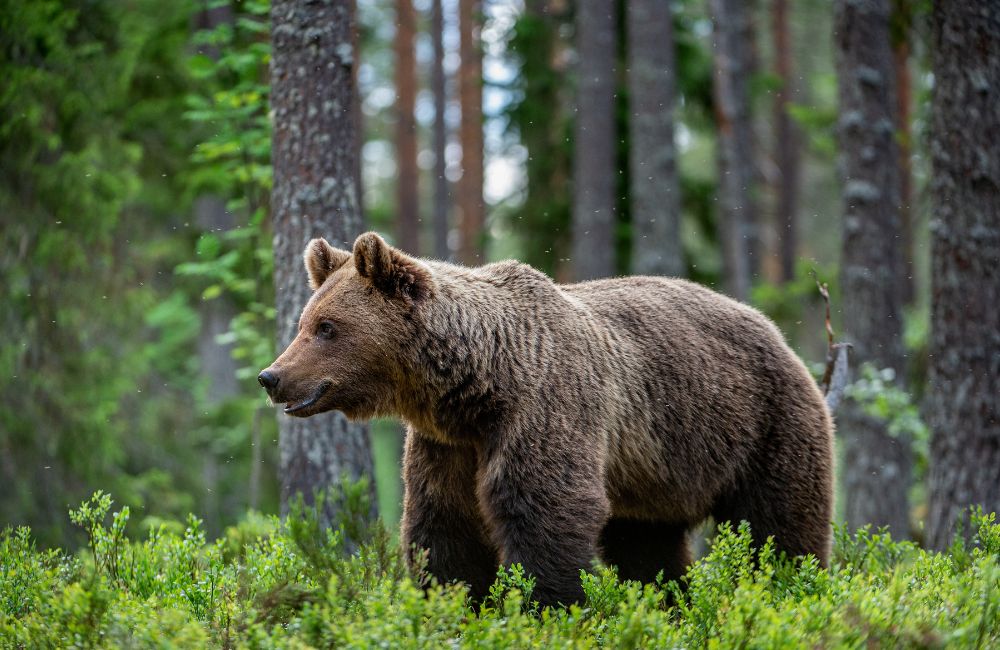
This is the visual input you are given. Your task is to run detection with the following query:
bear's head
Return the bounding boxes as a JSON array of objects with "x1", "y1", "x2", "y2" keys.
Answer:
[{"x1": 257, "y1": 232, "x2": 433, "y2": 420}]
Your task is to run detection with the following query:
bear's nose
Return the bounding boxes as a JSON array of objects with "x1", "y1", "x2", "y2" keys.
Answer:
[{"x1": 257, "y1": 370, "x2": 279, "y2": 391}]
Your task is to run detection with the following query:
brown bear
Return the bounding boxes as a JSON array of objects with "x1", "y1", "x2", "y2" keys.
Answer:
[{"x1": 258, "y1": 232, "x2": 834, "y2": 607}]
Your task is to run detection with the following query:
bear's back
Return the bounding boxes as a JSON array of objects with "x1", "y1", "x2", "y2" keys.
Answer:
[{"x1": 556, "y1": 275, "x2": 831, "y2": 521}]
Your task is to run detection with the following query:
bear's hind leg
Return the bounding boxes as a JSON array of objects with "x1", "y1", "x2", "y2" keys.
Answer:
[
  {"x1": 599, "y1": 519, "x2": 691, "y2": 584},
  {"x1": 401, "y1": 433, "x2": 499, "y2": 601},
  {"x1": 712, "y1": 418, "x2": 834, "y2": 566}
]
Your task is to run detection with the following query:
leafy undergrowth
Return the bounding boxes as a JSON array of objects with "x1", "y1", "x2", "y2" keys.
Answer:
[{"x1": 2, "y1": 489, "x2": 998, "y2": 649}]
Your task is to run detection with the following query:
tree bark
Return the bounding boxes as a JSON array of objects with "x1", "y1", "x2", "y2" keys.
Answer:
[
  {"x1": 710, "y1": 0, "x2": 757, "y2": 301},
  {"x1": 395, "y1": 0, "x2": 419, "y2": 254},
  {"x1": 771, "y1": 0, "x2": 800, "y2": 284},
  {"x1": 572, "y1": 0, "x2": 617, "y2": 281},
  {"x1": 458, "y1": 0, "x2": 484, "y2": 265},
  {"x1": 833, "y1": 0, "x2": 910, "y2": 537},
  {"x1": 270, "y1": 0, "x2": 377, "y2": 527},
  {"x1": 925, "y1": 0, "x2": 1000, "y2": 551},
  {"x1": 192, "y1": 4, "x2": 241, "y2": 536},
  {"x1": 627, "y1": 0, "x2": 682, "y2": 277},
  {"x1": 431, "y1": 0, "x2": 450, "y2": 260},
  {"x1": 891, "y1": 0, "x2": 915, "y2": 305}
]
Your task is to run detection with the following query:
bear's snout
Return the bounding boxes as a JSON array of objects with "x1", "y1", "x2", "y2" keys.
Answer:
[{"x1": 257, "y1": 369, "x2": 280, "y2": 394}]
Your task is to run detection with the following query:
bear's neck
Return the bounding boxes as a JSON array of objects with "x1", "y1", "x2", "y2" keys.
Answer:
[{"x1": 396, "y1": 269, "x2": 526, "y2": 444}]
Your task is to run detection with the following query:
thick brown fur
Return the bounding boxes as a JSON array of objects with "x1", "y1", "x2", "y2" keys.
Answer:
[{"x1": 260, "y1": 232, "x2": 835, "y2": 607}]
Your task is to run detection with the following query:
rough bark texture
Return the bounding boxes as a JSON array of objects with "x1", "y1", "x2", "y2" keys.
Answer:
[
  {"x1": 925, "y1": 0, "x2": 1000, "y2": 551},
  {"x1": 833, "y1": 0, "x2": 910, "y2": 537},
  {"x1": 395, "y1": 0, "x2": 419, "y2": 254},
  {"x1": 431, "y1": 0, "x2": 450, "y2": 260},
  {"x1": 710, "y1": 0, "x2": 757, "y2": 301},
  {"x1": 771, "y1": 0, "x2": 800, "y2": 284},
  {"x1": 627, "y1": 0, "x2": 682, "y2": 277},
  {"x1": 458, "y1": 0, "x2": 484, "y2": 265},
  {"x1": 270, "y1": 0, "x2": 376, "y2": 525},
  {"x1": 572, "y1": 0, "x2": 617, "y2": 281}
]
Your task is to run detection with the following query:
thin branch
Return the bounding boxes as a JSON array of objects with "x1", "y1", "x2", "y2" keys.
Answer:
[{"x1": 814, "y1": 277, "x2": 852, "y2": 411}]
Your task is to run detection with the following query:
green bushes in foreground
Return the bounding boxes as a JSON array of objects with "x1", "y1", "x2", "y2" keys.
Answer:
[{"x1": 2, "y1": 489, "x2": 998, "y2": 649}]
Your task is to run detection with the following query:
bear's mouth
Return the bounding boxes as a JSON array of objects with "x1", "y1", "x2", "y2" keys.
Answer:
[{"x1": 283, "y1": 381, "x2": 332, "y2": 415}]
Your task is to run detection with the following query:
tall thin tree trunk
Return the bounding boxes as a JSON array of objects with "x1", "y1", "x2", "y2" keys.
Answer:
[
  {"x1": 627, "y1": 0, "x2": 682, "y2": 277},
  {"x1": 772, "y1": 0, "x2": 800, "y2": 284},
  {"x1": 833, "y1": 0, "x2": 910, "y2": 537},
  {"x1": 458, "y1": 0, "x2": 484, "y2": 265},
  {"x1": 270, "y1": 0, "x2": 377, "y2": 527},
  {"x1": 396, "y1": 0, "x2": 419, "y2": 254},
  {"x1": 710, "y1": 0, "x2": 757, "y2": 301},
  {"x1": 925, "y1": 0, "x2": 1000, "y2": 551},
  {"x1": 193, "y1": 4, "x2": 238, "y2": 535},
  {"x1": 431, "y1": 0, "x2": 450, "y2": 260},
  {"x1": 572, "y1": 0, "x2": 617, "y2": 281},
  {"x1": 892, "y1": 0, "x2": 915, "y2": 305}
]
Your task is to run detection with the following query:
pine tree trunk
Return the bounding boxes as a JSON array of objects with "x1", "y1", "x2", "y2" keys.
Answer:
[
  {"x1": 772, "y1": 0, "x2": 800, "y2": 284},
  {"x1": 270, "y1": 0, "x2": 377, "y2": 527},
  {"x1": 833, "y1": 0, "x2": 910, "y2": 537},
  {"x1": 627, "y1": 0, "x2": 682, "y2": 277},
  {"x1": 192, "y1": 3, "x2": 237, "y2": 535},
  {"x1": 710, "y1": 0, "x2": 757, "y2": 301},
  {"x1": 395, "y1": 0, "x2": 419, "y2": 254},
  {"x1": 892, "y1": 0, "x2": 915, "y2": 305},
  {"x1": 925, "y1": 0, "x2": 1000, "y2": 551},
  {"x1": 458, "y1": 0, "x2": 484, "y2": 265},
  {"x1": 572, "y1": 0, "x2": 617, "y2": 281},
  {"x1": 431, "y1": 0, "x2": 450, "y2": 260}
]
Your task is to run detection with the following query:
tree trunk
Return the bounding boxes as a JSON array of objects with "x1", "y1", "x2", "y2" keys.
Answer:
[
  {"x1": 458, "y1": 0, "x2": 484, "y2": 265},
  {"x1": 572, "y1": 0, "x2": 617, "y2": 281},
  {"x1": 192, "y1": 4, "x2": 238, "y2": 536},
  {"x1": 891, "y1": 0, "x2": 915, "y2": 305},
  {"x1": 431, "y1": 0, "x2": 450, "y2": 260},
  {"x1": 925, "y1": 0, "x2": 1000, "y2": 551},
  {"x1": 772, "y1": 0, "x2": 800, "y2": 284},
  {"x1": 627, "y1": 0, "x2": 682, "y2": 277},
  {"x1": 270, "y1": 0, "x2": 377, "y2": 527},
  {"x1": 833, "y1": 0, "x2": 910, "y2": 537},
  {"x1": 710, "y1": 0, "x2": 757, "y2": 301},
  {"x1": 395, "y1": 0, "x2": 419, "y2": 254}
]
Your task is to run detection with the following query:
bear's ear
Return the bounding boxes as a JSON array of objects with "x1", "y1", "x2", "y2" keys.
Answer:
[
  {"x1": 353, "y1": 231, "x2": 432, "y2": 302},
  {"x1": 304, "y1": 238, "x2": 351, "y2": 290}
]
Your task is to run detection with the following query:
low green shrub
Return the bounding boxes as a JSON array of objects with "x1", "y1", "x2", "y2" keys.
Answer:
[{"x1": 1, "y1": 491, "x2": 997, "y2": 648}]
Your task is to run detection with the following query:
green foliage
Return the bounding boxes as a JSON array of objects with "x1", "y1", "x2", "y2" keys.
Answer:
[
  {"x1": 752, "y1": 259, "x2": 838, "y2": 331},
  {"x1": 2, "y1": 491, "x2": 998, "y2": 647},
  {"x1": 0, "y1": 0, "x2": 284, "y2": 547},
  {"x1": 180, "y1": 0, "x2": 274, "y2": 382},
  {"x1": 847, "y1": 363, "x2": 931, "y2": 481},
  {"x1": 0, "y1": 0, "x2": 218, "y2": 546}
]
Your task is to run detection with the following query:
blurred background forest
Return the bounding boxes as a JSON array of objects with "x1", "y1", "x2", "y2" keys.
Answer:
[{"x1": 1, "y1": 0, "x2": 996, "y2": 551}]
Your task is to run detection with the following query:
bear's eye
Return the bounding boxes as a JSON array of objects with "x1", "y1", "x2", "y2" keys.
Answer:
[{"x1": 316, "y1": 320, "x2": 336, "y2": 339}]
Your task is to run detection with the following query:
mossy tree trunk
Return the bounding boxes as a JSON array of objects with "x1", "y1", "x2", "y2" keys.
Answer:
[
  {"x1": 627, "y1": 0, "x2": 683, "y2": 277},
  {"x1": 925, "y1": 0, "x2": 1000, "y2": 551},
  {"x1": 270, "y1": 0, "x2": 377, "y2": 528},
  {"x1": 833, "y1": 0, "x2": 910, "y2": 537}
]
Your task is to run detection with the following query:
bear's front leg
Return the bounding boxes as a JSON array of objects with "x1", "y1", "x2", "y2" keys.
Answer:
[
  {"x1": 401, "y1": 432, "x2": 499, "y2": 601},
  {"x1": 477, "y1": 434, "x2": 610, "y2": 607}
]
